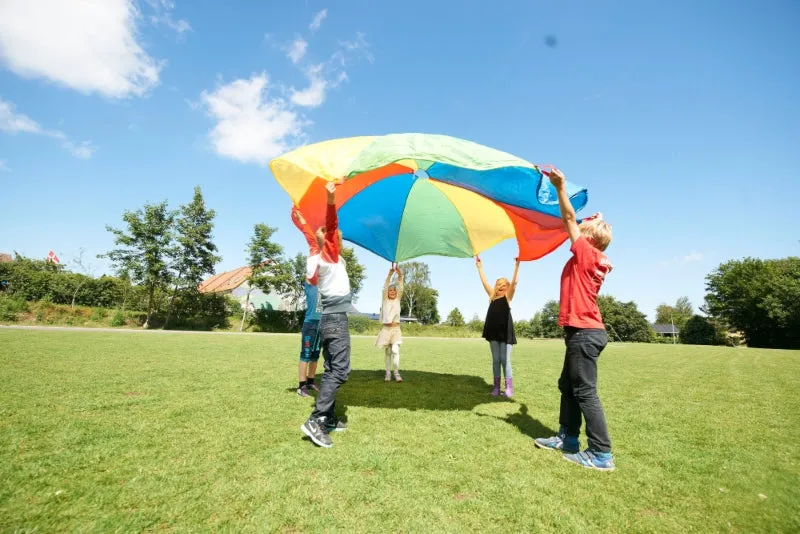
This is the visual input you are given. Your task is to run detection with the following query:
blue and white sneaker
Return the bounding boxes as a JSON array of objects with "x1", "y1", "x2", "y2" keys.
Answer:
[
  {"x1": 534, "y1": 435, "x2": 580, "y2": 454},
  {"x1": 563, "y1": 450, "x2": 615, "y2": 471}
]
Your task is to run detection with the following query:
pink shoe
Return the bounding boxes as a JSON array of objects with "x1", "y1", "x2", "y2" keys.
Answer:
[
  {"x1": 504, "y1": 378, "x2": 513, "y2": 398},
  {"x1": 491, "y1": 377, "x2": 501, "y2": 397}
]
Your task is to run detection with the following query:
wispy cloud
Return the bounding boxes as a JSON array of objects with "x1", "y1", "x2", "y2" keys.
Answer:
[
  {"x1": 309, "y1": 9, "x2": 327, "y2": 32},
  {"x1": 286, "y1": 37, "x2": 308, "y2": 64},
  {"x1": 0, "y1": 0, "x2": 163, "y2": 98},
  {"x1": 0, "y1": 160, "x2": 9, "y2": 172},
  {"x1": 661, "y1": 251, "x2": 705, "y2": 267},
  {"x1": 198, "y1": 74, "x2": 305, "y2": 166},
  {"x1": 0, "y1": 98, "x2": 95, "y2": 159},
  {"x1": 146, "y1": 0, "x2": 191, "y2": 35},
  {"x1": 290, "y1": 64, "x2": 328, "y2": 107}
]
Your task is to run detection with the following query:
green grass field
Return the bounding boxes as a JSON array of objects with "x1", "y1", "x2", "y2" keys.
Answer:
[{"x1": 1, "y1": 328, "x2": 798, "y2": 533}]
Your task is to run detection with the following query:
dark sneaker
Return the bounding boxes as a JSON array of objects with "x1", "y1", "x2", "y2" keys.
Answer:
[
  {"x1": 326, "y1": 419, "x2": 347, "y2": 432},
  {"x1": 307, "y1": 383, "x2": 320, "y2": 392},
  {"x1": 296, "y1": 386, "x2": 311, "y2": 398},
  {"x1": 534, "y1": 435, "x2": 580, "y2": 454},
  {"x1": 301, "y1": 417, "x2": 332, "y2": 448},
  {"x1": 563, "y1": 450, "x2": 615, "y2": 471}
]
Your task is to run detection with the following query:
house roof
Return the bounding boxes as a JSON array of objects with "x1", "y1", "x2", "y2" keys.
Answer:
[
  {"x1": 653, "y1": 323, "x2": 679, "y2": 334},
  {"x1": 198, "y1": 266, "x2": 252, "y2": 294},
  {"x1": 0, "y1": 253, "x2": 12, "y2": 263}
]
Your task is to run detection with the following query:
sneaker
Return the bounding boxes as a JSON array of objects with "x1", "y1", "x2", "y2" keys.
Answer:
[
  {"x1": 385, "y1": 372, "x2": 391, "y2": 382},
  {"x1": 301, "y1": 417, "x2": 332, "y2": 448},
  {"x1": 307, "y1": 383, "x2": 319, "y2": 392},
  {"x1": 393, "y1": 371, "x2": 403, "y2": 382},
  {"x1": 296, "y1": 386, "x2": 311, "y2": 398},
  {"x1": 534, "y1": 435, "x2": 580, "y2": 454},
  {"x1": 563, "y1": 450, "x2": 615, "y2": 471},
  {"x1": 326, "y1": 419, "x2": 347, "y2": 432}
]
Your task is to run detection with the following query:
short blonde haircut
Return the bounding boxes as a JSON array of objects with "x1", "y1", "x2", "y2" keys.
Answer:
[
  {"x1": 491, "y1": 277, "x2": 511, "y2": 300},
  {"x1": 579, "y1": 219, "x2": 613, "y2": 251},
  {"x1": 315, "y1": 227, "x2": 343, "y2": 248}
]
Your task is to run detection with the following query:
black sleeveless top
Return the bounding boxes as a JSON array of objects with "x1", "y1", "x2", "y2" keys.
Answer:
[{"x1": 482, "y1": 296, "x2": 517, "y2": 344}]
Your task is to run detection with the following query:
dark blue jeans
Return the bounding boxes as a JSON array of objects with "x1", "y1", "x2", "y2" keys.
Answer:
[
  {"x1": 311, "y1": 313, "x2": 351, "y2": 421},
  {"x1": 558, "y1": 327, "x2": 612, "y2": 453}
]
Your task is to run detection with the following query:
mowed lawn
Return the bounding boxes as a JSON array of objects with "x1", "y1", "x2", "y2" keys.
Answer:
[{"x1": 1, "y1": 329, "x2": 798, "y2": 533}]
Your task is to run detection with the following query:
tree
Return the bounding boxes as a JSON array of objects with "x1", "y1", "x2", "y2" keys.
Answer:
[
  {"x1": 539, "y1": 300, "x2": 563, "y2": 338},
  {"x1": 468, "y1": 313, "x2": 484, "y2": 332},
  {"x1": 340, "y1": 247, "x2": 365, "y2": 300},
  {"x1": 243, "y1": 224, "x2": 292, "y2": 332},
  {"x1": 68, "y1": 248, "x2": 93, "y2": 310},
  {"x1": 398, "y1": 261, "x2": 439, "y2": 323},
  {"x1": 681, "y1": 315, "x2": 727, "y2": 345},
  {"x1": 101, "y1": 201, "x2": 175, "y2": 328},
  {"x1": 597, "y1": 295, "x2": 653, "y2": 342},
  {"x1": 704, "y1": 257, "x2": 800, "y2": 349},
  {"x1": 164, "y1": 186, "x2": 221, "y2": 328},
  {"x1": 530, "y1": 312, "x2": 544, "y2": 338},
  {"x1": 446, "y1": 307, "x2": 465, "y2": 327},
  {"x1": 285, "y1": 252, "x2": 308, "y2": 312},
  {"x1": 655, "y1": 297, "x2": 693, "y2": 331},
  {"x1": 398, "y1": 261, "x2": 431, "y2": 319}
]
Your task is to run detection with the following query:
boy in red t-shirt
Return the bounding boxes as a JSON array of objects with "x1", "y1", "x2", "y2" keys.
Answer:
[{"x1": 534, "y1": 168, "x2": 616, "y2": 471}]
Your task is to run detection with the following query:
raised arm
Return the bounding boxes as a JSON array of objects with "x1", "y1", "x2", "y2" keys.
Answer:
[
  {"x1": 547, "y1": 168, "x2": 580, "y2": 244},
  {"x1": 322, "y1": 181, "x2": 340, "y2": 262},
  {"x1": 395, "y1": 265, "x2": 404, "y2": 294},
  {"x1": 475, "y1": 256, "x2": 493, "y2": 297},
  {"x1": 291, "y1": 206, "x2": 320, "y2": 255},
  {"x1": 507, "y1": 258, "x2": 521, "y2": 302}
]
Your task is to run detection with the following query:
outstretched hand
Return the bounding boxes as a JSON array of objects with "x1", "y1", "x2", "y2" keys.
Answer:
[
  {"x1": 291, "y1": 206, "x2": 306, "y2": 226},
  {"x1": 547, "y1": 168, "x2": 566, "y2": 189}
]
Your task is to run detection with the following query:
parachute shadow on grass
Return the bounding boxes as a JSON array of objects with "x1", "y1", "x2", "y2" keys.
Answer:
[{"x1": 339, "y1": 369, "x2": 510, "y2": 412}]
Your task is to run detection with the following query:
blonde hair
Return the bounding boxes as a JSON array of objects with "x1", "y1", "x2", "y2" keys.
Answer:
[
  {"x1": 579, "y1": 219, "x2": 613, "y2": 251},
  {"x1": 491, "y1": 277, "x2": 511, "y2": 300}
]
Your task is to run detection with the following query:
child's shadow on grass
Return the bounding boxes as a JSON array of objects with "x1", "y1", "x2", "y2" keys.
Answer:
[
  {"x1": 339, "y1": 370, "x2": 510, "y2": 412},
  {"x1": 475, "y1": 403, "x2": 556, "y2": 441}
]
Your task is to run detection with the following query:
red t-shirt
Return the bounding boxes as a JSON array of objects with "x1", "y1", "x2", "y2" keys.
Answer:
[{"x1": 558, "y1": 236, "x2": 613, "y2": 329}]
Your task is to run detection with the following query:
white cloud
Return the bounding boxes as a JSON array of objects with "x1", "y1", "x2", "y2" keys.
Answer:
[
  {"x1": 199, "y1": 74, "x2": 305, "y2": 166},
  {"x1": 0, "y1": 0, "x2": 163, "y2": 98},
  {"x1": 0, "y1": 160, "x2": 9, "y2": 172},
  {"x1": 146, "y1": 0, "x2": 191, "y2": 35},
  {"x1": 339, "y1": 32, "x2": 373, "y2": 63},
  {"x1": 309, "y1": 9, "x2": 327, "y2": 32},
  {"x1": 0, "y1": 97, "x2": 95, "y2": 159},
  {"x1": 661, "y1": 251, "x2": 705, "y2": 267},
  {"x1": 290, "y1": 64, "x2": 328, "y2": 108},
  {"x1": 286, "y1": 37, "x2": 308, "y2": 64}
]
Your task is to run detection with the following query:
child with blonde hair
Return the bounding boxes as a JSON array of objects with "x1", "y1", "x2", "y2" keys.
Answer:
[
  {"x1": 476, "y1": 256, "x2": 520, "y2": 397},
  {"x1": 534, "y1": 168, "x2": 616, "y2": 471},
  {"x1": 376, "y1": 264, "x2": 404, "y2": 382}
]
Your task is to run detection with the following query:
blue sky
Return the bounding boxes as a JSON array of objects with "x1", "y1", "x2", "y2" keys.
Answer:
[{"x1": 1, "y1": 0, "x2": 798, "y2": 322}]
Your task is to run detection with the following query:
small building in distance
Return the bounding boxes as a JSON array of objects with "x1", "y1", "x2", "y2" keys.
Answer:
[
  {"x1": 198, "y1": 265, "x2": 293, "y2": 311},
  {"x1": 653, "y1": 323, "x2": 680, "y2": 339}
]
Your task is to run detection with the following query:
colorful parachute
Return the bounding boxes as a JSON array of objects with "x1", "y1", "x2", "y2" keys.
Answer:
[{"x1": 269, "y1": 133, "x2": 588, "y2": 262}]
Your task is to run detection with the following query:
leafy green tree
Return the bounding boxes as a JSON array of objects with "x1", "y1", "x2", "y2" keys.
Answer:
[
  {"x1": 597, "y1": 295, "x2": 653, "y2": 342},
  {"x1": 101, "y1": 201, "x2": 175, "y2": 328},
  {"x1": 446, "y1": 307, "x2": 465, "y2": 327},
  {"x1": 341, "y1": 247, "x2": 365, "y2": 299},
  {"x1": 243, "y1": 224, "x2": 292, "y2": 331},
  {"x1": 655, "y1": 296, "x2": 693, "y2": 331},
  {"x1": 530, "y1": 311, "x2": 544, "y2": 338},
  {"x1": 468, "y1": 313, "x2": 484, "y2": 332},
  {"x1": 680, "y1": 315, "x2": 727, "y2": 345},
  {"x1": 539, "y1": 300, "x2": 563, "y2": 338},
  {"x1": 515, "y1": 320, "x2": 534, "y2": 339},
  {"x1": 397, "y1": 261, "x2": 440, "y2": 324},
  {"x1": 164, "y1": 186, "x2": 221, "y2": 328},
  {"x1": 704, "y1": 257, "x2": 800, "y2": 349},
  {"x1": 285, "y1": 252, "x2": 308, "y2": 312}
]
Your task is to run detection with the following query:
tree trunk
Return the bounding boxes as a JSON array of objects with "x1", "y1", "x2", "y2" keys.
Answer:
[
  {"x1": 163, "y1": 278, "x2": 182, "y2": 330},
  {"x1": 144, "y1": 285, "x2": 155, "y2": 329},
  {"x1": 70, "y1": 280, "x2": 87, "y2": 310},
  {"x1": 239, "y1": 289, "x2": 252, "y2": 332}
]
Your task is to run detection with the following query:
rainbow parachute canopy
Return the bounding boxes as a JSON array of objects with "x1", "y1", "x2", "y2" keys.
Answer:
[{"x1": 269, "y1": 133, "x2": 588, "y2": 262}]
